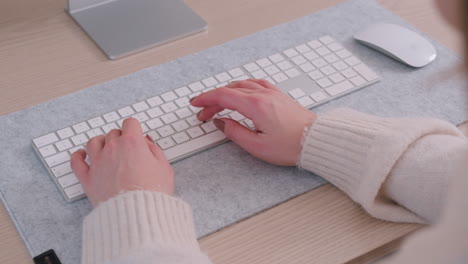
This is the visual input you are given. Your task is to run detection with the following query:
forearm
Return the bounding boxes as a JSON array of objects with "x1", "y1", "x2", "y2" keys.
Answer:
[
  {"x1": 299, "y1": 108, "x2": 465, "y2": 223},
  {"x1": 82, "y1": 191, "x2": 212, "y2": 264}
]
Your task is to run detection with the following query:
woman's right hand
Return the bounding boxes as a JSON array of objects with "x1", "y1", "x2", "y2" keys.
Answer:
[{"x1": 190, "y1": 79, "x2": 317, "y2": 166}]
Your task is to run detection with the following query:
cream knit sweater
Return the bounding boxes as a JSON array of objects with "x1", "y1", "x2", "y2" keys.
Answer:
[{"x1": 81, "y1": 109, "x2": 468, "y2": 264}]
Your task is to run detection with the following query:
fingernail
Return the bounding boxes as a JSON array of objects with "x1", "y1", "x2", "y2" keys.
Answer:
[
  {"x1": 146, "y1": 134, "x2": 154, "y2": 142},
  {"x1": 189, "y1": 97, "x2": 196, "y2": 103},
  {"x1": 213, "y1": 119, "x2": 225, "y2": 132}
]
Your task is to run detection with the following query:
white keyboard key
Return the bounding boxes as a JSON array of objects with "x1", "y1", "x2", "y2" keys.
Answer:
[
  {"x1": 51, "y1": 162, "x2": 72, "y2": 177},
  {"x1": 295, "y1": 44, "x2": 311, "y2": 53},
  {"x1": 55, "y1": 139, "x2": 73, "y2": 152},
  {"x1": 232, "y1": 75, "x2": 248, "y2": 82},
  {"x1": 228, "y1": 68, "x2": 244, "y2": 78},
  {"x1": 244, "y1": 119, "x2": 255, "y2": 129},
  {"x1": 264, "y1": 65, "x2": 280, "y2": 75},
  {"x1": 56, "y1": 127, "x2": 74, "y2": 139},
  {"x1": 73, "y1": 122, "x2": 90, "y2": 134},
  {"x1": 116, "y1": 119, "x2": 124, "y2": 128},
  {"x1": 265, "y1": 77, "x2": 275, "y2": 84},
  {"x1": 329, "y1": 72, "x2": 345, "y2": 83},
  {"x1": 161, "y1": 91, "x2": 178, "y2": 102},
  {"x1": 291, "y1": 55, "x2": 307, "y2": 65},
  {"x1": 354, "y1": 64, "x2": 379, "y2": 81},
  {"x1": 87, "y1": 128, "x2": 103, "y2": 138},
  {"x1": 164, "y1": 130, "x2": 227, "y2": 161},
  {"x1": 299, "y1": 62, "x2": 315, "y2": 73},
  {"x1": 188, "y1": 82, "x2": 205, "y2": 92},
  {"x1": 118, "y1": 106, "x2": 135, "y2": 118},
  {"x1": 218, "y1": 109, "x2": 232, "y2": 116},
  {"x1": 269, "y1": 53, "x2": 285, "y2": 63},
  {"x1": 345, "y1": 56, "x2": 361, "y2": 66},
  {"x1": 332, "y1": 61, "x2": 349, "y2": 71},
  {"x1": 201, "y1": 121, "x2": 217, "y2": 133},
  {"x1": 69, "y1": 146, "x2": 85, "y2": 155},
  {"x1": 132, "y1": 112, "x2": 149, "y2": 123},
  {"x1": 288, "y1": 88, "x2": 306, "y2": 99},
  {"x1": 175, "y1": 97, "x2": 190, "y2": 108},
  {"x1": 188, "y1": 92, "x2": 202, "y2": 100},
  {"x1": 272, "y1": 72, "x2": 289, "y2": 83},
  {"x1": 71, "y1": 134, "x2": 88, "y2": 146},
  {"x1": 58, "y1": 173, "x2": 79, "y2": 188},
  {"x1": 310, "y1": 91, "x2": 328, "y2": 102},
  {"x1": 336, "y1": 49, "x2": 351, "y2": 59},
  {"x1": 320, "y1": 65, "x2": 336, "y2": 76},
  {"x1": 256, "y1": 58, "x2": 272, "y2": 68},
  {"x1": 157, "y1": 137, "x2": 176, "y2": 150},
  {"x1": 285, "y1": 68, "x2": 301, "y2": 78},
  {"x1": 189, "y1": 105, "x2": 202, "y2": 113},
  {"x1": 45, "y1": 152, "x2": 70, "y2": 167},
  {"x1": 146, "y1": 130, "x2": 160, "y2": 141},
  {"x1": 202, "y1": 77, "x2": 218, "y2": 87},
  {"x1": 316, "y1": 46, "x2": 331, "y2": 56},
  {"x1": 308, "y1": 70, "x2": 324, "y2": 80},
  {"x1": 277, "y1": 60, "x2": 293, "y2": 71},
  {"x1": 102, "y1": 111, "x2": 120, "y2": 122},
  {"x1": 325, "y1": 80, "x2": 354, "y2": 96},
  {"x1": 172, "y1": 132, "x2": 190, "y2": 144},
  {"x1": 39, "y1": 145, "x2": 56, "y2": 157},
  {"x1": 297, "y1": 96, "x2": 314, "y2": 107},
  {"x1": 146, "y1": 107, "x2": 164, "y2": 118},
  {"x1": 215, "y1": 72, "x2": 231, "y2": 82},
  {"x1": 157, "y1": 125, "x2": 175, "y2": 137},
  {"x1": 251, "y1": 69, "x2": 268, "y2": 79},
  {"x1": 175, "y1": 86, "x2": 191, "y2": 97},
  {"x1": 146, "y1": 118, "x2": 164, "y2": 130},
  {"x1": 186, "y1": 115, "x2": 203, "y2": 126},
  {"x1": 202, "y1": 87, "x2": 215, "y2": 93},
  {"x1": 64, "y1": 184, "x2": 84, "y2": 199},
  {"x1": 311, "y1": 58, "x2": 327, "y2": 68},
  {"x1": 187, "y1": 126, "x2": 205, "y2": 138},
  {"x1": 341, "y1": 68, "x2": 358, "y2": 78},
  {"x1": 303, "y1": 50, "x2": 319, "y2": 61},
  {"x1": 350, "y1": 75, "x2": 366, "y2": 86},
  {"x1": 141, "y1": 123, "x2": 149, "y2": 133},
  {"x1": 327, "y1": 42, "x2": 343, "y2": 51},
  {"x1": 307, "y1": 40, "x2": 323, "y2": 49},
  {"x1": 87, "y1": 116, "x2": 105, "y2": 128},
  {"x1": 175, "y1": 108, "x2": 192, "y2": 119},
  {"x1": 161, "y1": 102, "x2": 178, "y2": 113},
  {"x1": 132, "y1": 101, "x2": 150, "y2": 112},
  {"x1": 217, "y1": 82, "x2": 228, "y2": 88},
  {"x1": 324, "y1": 54, "x2": 339, "y2": 63},
  {"x1": 33, "y1": 133, "x2": 59, "y2": 149},
  {"x1": 147, "y1": 96, "x2": 164, "y2": 107},
  {"x1": 161, "y1": 113, "x2": 178, "y2": 124},
  {"x1": 283, "y1": 48, "x2": 299, "y2": 58},
  {"x1": 317, "y1": 77, "x2": 333, "y2": 88},
  {"x1": 229, "y1": 112, "x2": 245, "y2": 121},
  {"x1": 172, "y1": 120, "x2": 190, "y2": 132},
  {"x1": 244, "y1": 62, "x2": 260, "y2": 72},
  {"x1": 319, "y1": 35, "x2": 335, "y2": 44},
  {"x1": 101, "y1": 123, "x2": 119, "y2": 133}
]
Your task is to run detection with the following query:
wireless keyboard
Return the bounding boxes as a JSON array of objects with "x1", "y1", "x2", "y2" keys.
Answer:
[{"x1": 32, "y1": 35, "x2": 380, "y2": 202}]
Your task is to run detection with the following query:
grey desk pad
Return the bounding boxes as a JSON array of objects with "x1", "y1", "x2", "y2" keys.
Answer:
[{"x1": 1, "y1": 0, "x2": 467, "y2": 263}]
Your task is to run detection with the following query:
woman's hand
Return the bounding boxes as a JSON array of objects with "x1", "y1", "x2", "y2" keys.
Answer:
[
  {"x1": 70, "y1": 118, "x2": 174, "y2": 207},
  {"x1": 191, "y1": 79, "x2": 316, "y2": 166}
]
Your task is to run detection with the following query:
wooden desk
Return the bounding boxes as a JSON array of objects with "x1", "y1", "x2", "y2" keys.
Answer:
[{"x1": 0, "y1": 0, "x2": 465, "y2": 263}]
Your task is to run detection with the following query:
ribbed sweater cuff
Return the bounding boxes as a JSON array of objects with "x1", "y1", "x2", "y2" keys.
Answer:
[
  {"x1": 82, "y1": 191, "x2": 199, "y2": 264},
  {"x1": 298, "y1": 108, "x2": 429, "y2": 223}
]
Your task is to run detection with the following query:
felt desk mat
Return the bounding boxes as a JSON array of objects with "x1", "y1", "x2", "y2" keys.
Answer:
[{"x1": 1, "y1": 0, "x2": 467, "y2": 262}]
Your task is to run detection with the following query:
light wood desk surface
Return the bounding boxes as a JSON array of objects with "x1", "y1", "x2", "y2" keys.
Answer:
[{"x1": 1, "y1": 0, "x2": 466, "y2": 263}]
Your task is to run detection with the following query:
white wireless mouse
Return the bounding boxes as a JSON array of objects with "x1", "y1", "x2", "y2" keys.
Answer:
[{"x1": 354, "y1": 23, "x2": 437, "y2": 68}]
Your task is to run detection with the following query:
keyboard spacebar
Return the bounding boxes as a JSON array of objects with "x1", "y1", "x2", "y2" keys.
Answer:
[{"x1": 164, "y1": 130, "x2": 227, "y2": 162}]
